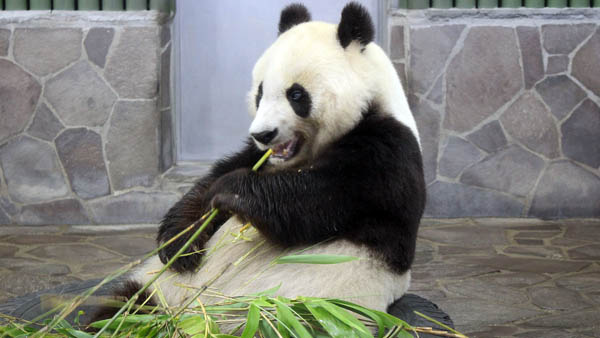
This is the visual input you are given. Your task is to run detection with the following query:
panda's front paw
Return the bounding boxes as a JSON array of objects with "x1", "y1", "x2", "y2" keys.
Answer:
[{"x1": 158, "y1": 228, "x2": 207, "y2": 273}]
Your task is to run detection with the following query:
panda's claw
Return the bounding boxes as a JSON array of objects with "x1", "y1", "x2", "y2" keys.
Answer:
[{"x1": 157, "y1": 226, "x2": 207, "y2": 272}]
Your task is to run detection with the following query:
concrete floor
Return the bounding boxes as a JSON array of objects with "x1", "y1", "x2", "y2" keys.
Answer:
[{"x1": 1, "y1": 218, "x2": 599, "y2": 337}]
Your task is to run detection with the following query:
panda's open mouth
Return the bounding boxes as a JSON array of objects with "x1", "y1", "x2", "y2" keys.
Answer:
[{"x1": 271, "y1": 134, "x2": 303, "y2": 161}]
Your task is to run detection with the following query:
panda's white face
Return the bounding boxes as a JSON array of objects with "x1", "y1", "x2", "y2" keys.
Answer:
[
  {"x1": 248, "y1": 21, "x2": 370, "y2": 167},
  {"x1": 246, "y1": 3, "x2": 421, "y2": 167}
]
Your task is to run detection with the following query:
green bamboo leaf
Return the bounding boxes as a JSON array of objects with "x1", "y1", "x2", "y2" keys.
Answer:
[
  {"x1": 258, "y1": 317, "x2": 279, "y2": 338},
  {"x1": 305, "y1": 302, "x2": 358, "y2": 338},
  {"x1": 144, "y1": 325, "x2": 160, "y2": 338},
  {"x1": 329, "y1": 299, "x2": 385, "y2": 337},
  {"x1": 318, "y1": 301, "x2": 371, "y2": 338},
  {"x1": 354, "y1": 306, "x2": 410, "y2": 329},
  {"x1": 64, "y1": 329, "x2": 94, "y2": 338},
  {"x1": 89, "y1": 314, "x2": 158, "y2": 329},
  {"x1": 272, "y1": 298, "x2": 312, "y2": 338},
  {"x1": 252, "y1": 296, "x2": 274, "y2": 308},
  {"x1": 213, "y1": 335, "x2": 239, "y2": 338},
  {"x1": 275, "y1": 254, "x2": 359, "y2": 265},
  {"x1": 277, "y1": 319, "x2": 291, "y2": 338},
  {"x1": 241, "y1": 303, "x2": 260, "y2": 338},
  {"x1": 396, "y1": 329, "x2": 413, "y2": 338},
  {"x1": 0, "y1": 327, "x2": 27, "y2": 337},
  {"x1": 208, "y1": 316, "x2": 221, "y2": 334},
  {"x1": 56, "y1": 318, "x2": 74, "y2": 329},
  {"x1": 136, "y1": 324, "x2": 152, "y2": 338},
  {"x1": 251, "y1": 283, "x2": 282, "y2": 297},
  {"x1": 178, "y1": 315, "x2": 206, "y2": 335},
  {"x1": 414, "y1": 310, "x2": 463, "y2": 336}
]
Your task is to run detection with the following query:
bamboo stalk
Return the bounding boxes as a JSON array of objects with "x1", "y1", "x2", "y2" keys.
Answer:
[
  {"x1": 94, "y1": 149, "x2": 273, "y2": 336},
  {"x1": 32, "y1": 218, "x2": 200, "y2": 337},
  {"x1": 413, "y1": 327, "x2": 468, "y2": 338}
]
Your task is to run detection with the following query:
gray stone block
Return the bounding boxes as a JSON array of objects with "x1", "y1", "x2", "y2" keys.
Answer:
[
  {"x1": 555, "y1": 271, "x2": 600, "y2": 293},
  {"x1": 444, "y1": 279, "x2": 528, "y2": 305},
  {"x1": 535, "y1": 75, "x2": 587, "y2": 120},
  {"x1": 159, "y1": 45, "x2": 171, "y2": 109},
  {"x1": 425, "y1": 181, "x2": 524, "y2": 218},
  {"x1": 500, "y1": 93, "x2": 559, "y2": 158},
  {"x1": 445, "y1": 27, "x2": 522, "y2": 133},
  {"x1": 0, "y1": 136, "x2": 69, "y2": 204},
  {"x1": 18, "y1": 264, "x2": 71, "y2": 276},
  {"x1": 92, "y1": 236, "x2": 155, "y2": 256},
  {"x1": 561, "y1": 99, "x2": 600, "y2": 169},
  {"x1": 17, "y1": 199, "x2": 90, "y2": 225},
  {"x1": 435, "y1": 298, "x2": 540, "y2": 334},
  {"x1": 516, "y1": 26, "x2": 544, "y2": 89},
  {"x1": 107, "y1": 100, "x2": 159, "y2": 190},
  {"x1": 411, "y1": 97, "x2": 440, "y2": 184},
  {"x1": 105, "y1": 27, "x2": 159, "y2": 99},
  {"x1": 0, "y1": 59, "x2": 41, "y2": 143},
  {"x1": 546, "y1": 55, "x2": 569, "y2": 75},
  {"x1": 55, "y1": 128, "x2": 110, "y2": 199},
  {"x1": 13, "y1": 28, "x2": 82, "y2": 76},
  {"x1": 26, "y1": 244, "x2": 120, "y2": 264},
  {"x1": 88, "y1": 191, "x2": 179, "y2": 224},
  {"x1": 160, "y1": 25, "x2": 171, "y2": 48},
  {"x1": 0, "y1": 29, "x2": 9, "y2": 57},
  {"x1": 438, "y1": 136, "x2": 484, "y2": 179},
  {"x1": 0, "y1": 208, "x2": 10, "y2": 225},
  {"x1": 523, "y1": 309, "x2": 600, "y2": 329},
  {"x1": 84, "y1": 27, "x2": 114, "y2": 68},
  {"x1": 45, "y1": 60, "x2": 116, "y2": 127},
  {"x1": 542, "y1": 24, "x2": 595, "y2": 55},
  {"x1": 466, "y1": 121, "x2": 507, "y2": 154},
  {"x1": 529, "y1": 161, "x2": 600, "y2": 219},
  {"x1": 160, "y1": 109, "x2": 174, "y2": 172},
  {"x1": 409, "y1": 25, "x2": 464, "y2": 95},
  {"x1": 26, "y1": 103, "x2": 64, "y2": 142},
  {"x1": 427, "y1": 75, "x2": 443, "y2": 105},
  {"x1": 390, "y1": 25, "x2": 404, "y2": 60},
  {"x1": 0, "y1": 196, "x2": 19, "y2": 216},
  {"x1": 572, "y1": 28, "x2": 600, "y2": 98},
  {"x1": 461, "y1": 145, "x2": 545, "y2": 197}
]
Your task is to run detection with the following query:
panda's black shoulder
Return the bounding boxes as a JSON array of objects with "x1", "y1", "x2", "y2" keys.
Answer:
[{"x1": 341, "y1": 104, "x2": 422, "y2": 161}]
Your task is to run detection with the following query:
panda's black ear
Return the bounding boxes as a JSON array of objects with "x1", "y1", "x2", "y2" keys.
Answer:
[
  {"x1": 279, "y1": 4, "x2": 311, "y2": 35},
  {"x1": 337, "y1": 2, "x2": 374, "y2": 49}
]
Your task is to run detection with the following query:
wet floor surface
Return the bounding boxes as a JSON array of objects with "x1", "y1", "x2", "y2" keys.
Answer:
[{"x1": 1, "y1": 219, "x2": 599, "y2": 337}]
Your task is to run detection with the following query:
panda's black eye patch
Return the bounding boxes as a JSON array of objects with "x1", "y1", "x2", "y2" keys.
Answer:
[
  {"x1": 286, "y1": 83, "x2": 311, "y2": 118},
  {"x1": 255, "y1": 82, "x2": 263, "y2": 109},
  {"x1": 289, "y1": 90, "x2": 303, "y2": 101}
]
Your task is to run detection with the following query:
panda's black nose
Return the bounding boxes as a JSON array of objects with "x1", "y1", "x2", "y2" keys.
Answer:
[{"x1": 251, "y1": 129, "x2": 278, "y2": 145}]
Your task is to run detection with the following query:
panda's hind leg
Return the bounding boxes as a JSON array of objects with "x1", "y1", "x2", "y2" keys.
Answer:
[{"x1": 87, "y1": 280, "x2": 156, "y2": 327}]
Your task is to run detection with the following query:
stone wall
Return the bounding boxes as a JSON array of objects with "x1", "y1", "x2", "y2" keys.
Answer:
[
  {"x1": 0, "y1": 12, "x2": 178, "y2": 225},
  {"x1": 390, "y1": 9, "x2": 600, "y2": 218},
  {"x1": 2, "y1": 9, "x2": 599, "y2": 225}
]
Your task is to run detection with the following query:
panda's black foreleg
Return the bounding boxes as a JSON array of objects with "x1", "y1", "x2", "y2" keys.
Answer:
[
  {"x1": 207, "y1": 165, "x2": 360, "y2": 247},
  {"x1": 157, "y1": 139, "x2": 264, "y2": 273},
  {"x1": 157, "y1": 184, "x2": 230, "y2": 273}
]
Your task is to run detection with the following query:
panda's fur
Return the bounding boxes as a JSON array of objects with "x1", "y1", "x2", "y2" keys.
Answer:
[{"x1": 93, "y1": 2, "x2": 425, "y2": 324}]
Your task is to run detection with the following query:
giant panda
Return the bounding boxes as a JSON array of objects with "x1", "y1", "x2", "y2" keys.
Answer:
[{"x1": 94, "y1": 1, "x2": 425, "y2": 326}]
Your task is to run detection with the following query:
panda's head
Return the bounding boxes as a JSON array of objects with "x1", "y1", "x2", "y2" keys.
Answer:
[{"x1": 248, "y1": 2, "x2": 376, "y2": 167}]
